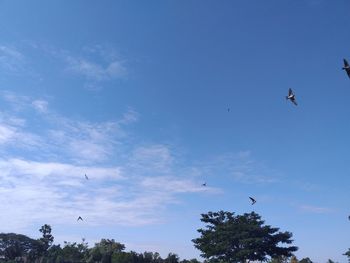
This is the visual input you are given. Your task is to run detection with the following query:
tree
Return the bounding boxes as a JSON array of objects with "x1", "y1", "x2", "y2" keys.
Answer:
[
  {"x1": 45, "y1": 244, "x2": 63, "y2": 263},
  {"x1": 180, "y1": 259, "x2": 201, "y2": 263},
  {"x1": 111, "y1": 250, "x2": 139, "y2": 263},
  {"x1": 141, "y1": 252, "x2": 163, "y2": 263},
  {"x1": 38, "y1": 224, "x2": 54, "y2": 252},
  {"x1": 0, "y1": 233, "x2": 42, "y2": 261},
  {"x1": 37, "y1": 224, "x2": 55, "y2": 262},
  {"x1": 192, "y1": 211, "x2": 298, "y2": 263},
  {"x1": 344, "y1": 249, "x2": 350, "y2": 263},
  {"x1": 269, "y1": 256, "x2": 289, "y2": 263},
  {"x1": 299, "y1": 258, "x2": 313, "y2": 263},
  {"x1": 88, "y1": 239, "x2": 126, "y2": 263},
  {"x1": 164, "y1": 253, "x2": 180, "y2": 263},
  {"x1": 60, "y1": 239, "x2": 89, "y2": 263},
  {"x1": 290, "y1": 256, "x2": 298, "y2": 263}
]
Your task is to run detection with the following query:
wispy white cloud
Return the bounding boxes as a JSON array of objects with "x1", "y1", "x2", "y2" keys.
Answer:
[
  {"x1": 130, "y1": 145, "x2": 174, "y2": 173},
  {"x1": 200, "y1": 151, "x2": 279, "y2": 184},
  {"x1": 31, "y1": 42, "x2": 127, "y2": 84},
  {"x1": 0, "y1": 91, "x2": 219, "y2": 231},
  {"x1": 65, "y1": 56, "x2": 126, "y2": 81},
  {"x1": 0, "y1": 45, "x2": 25, "y2": 73},
  {"x1": 1, "y1": 90, "x2": 31, "y2": 111},
  {"x1": 299, "y1": 204, "x2": 333, "y2": 214},
  {"x1": 46, "y1": 117, "x2": 123, "y2": 163},
  {"x1": 32, "y1": 100, "x2": 49, "y2": 113},
  {"x1": 119, "y1": 109, "x2": 139, "y2": 125},
  {"x1": 140, "y1": 176, "x2": 218, "y2": 194},
  {"x1": 0, "y1": 120, "x2": 42, "y2": 150}
]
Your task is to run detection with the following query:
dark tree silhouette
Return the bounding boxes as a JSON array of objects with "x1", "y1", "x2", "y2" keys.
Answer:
[
  {"x1": 192, "y1": 211, "x2": 298, "y2": 263},
  {"x1": 299, "y1": 258, "x2": 313, "y2": 263},
  {"x1": 344, "y1": 249, "x2": 350, "y2": 263},
  {"x1": 0, "y1": 233, "x2": 41, "y2": 261},
  {"x1": 39, "y1": 224, "x2": 54, "y2": 252}
]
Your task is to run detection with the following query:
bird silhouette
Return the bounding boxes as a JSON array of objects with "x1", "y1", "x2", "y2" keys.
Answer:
[
  {"x1": 348, "y1": 215, "x2": 350, "y2": 221},
  {"x1": 85, "y1": 174, "x2": 88, "y2": 180},
  {"x1": 343, "y1": 59, "x2": 350, "y2": 78},
  {"x1": 77, "y1": 216, "x2": 83, "y2": 221},
  {"x1": 249, "y1": 197, "x2": 256, "y2": 205},
  {"x1": 286, "y1": 88, "x2": 297, "y2": 106},
  {"x1": 202, "y1": 182, "x2": 206, "y2": 187}
]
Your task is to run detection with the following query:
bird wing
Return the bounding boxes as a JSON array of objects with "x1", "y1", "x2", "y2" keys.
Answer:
[
  {"x1": 344, "y1": 59, "x2": 349, "y2": 67},
  {"x1": 288, "y1": 88, "x2": 293, "y2": 96},
  {"x1": 292, "y1": 99, "x2": 298, "y2": 106},
  {"x1": 249, "y1": 197, "x2": 256, "y2": 203},
  {"x1": 346, "y1": 69, "x2": 350, "y2": 78}
]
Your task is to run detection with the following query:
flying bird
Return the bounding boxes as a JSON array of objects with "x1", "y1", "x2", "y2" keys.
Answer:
[
  {"x1": 85, "y1": 174, "x2": 88, "y2": 180},
  {"x1": 286, "y1": 88, "x2": 297, "y2": 106},
  {"x1": 77, "y1": 216, "x2": 83, "y2": 221},
  {"x1": 343, "y1": 59, "x2": 350, "y2": 78},
  {"x1": 202, "y1": 182, "x2": 206, "y2": 187},
  {"x1": 348, "y1": 215, "x2": 350, "y2": 221},
  {"x1": 249, "y1": 197, "x2": 256, "y2": 205}
]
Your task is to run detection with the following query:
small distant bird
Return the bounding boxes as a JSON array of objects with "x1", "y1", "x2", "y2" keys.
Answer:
[
  {"x1": 202, "y1": 182, "x2": 206, "y2": 187},
  {"x1": 343, "y1": 59, "x2": 350, "y2": 78},
  {"x1": 286, "y1": 88, "x2": 297, "y2": 106},
  {"x1": 348, "y1": 215, "x2": 350, "y2": 221},
  {"x1": 249, "y1": 197, "x2": 256, "y2": 205},
  {"x1": 77, "y1": 216, "x2": 83, "y2": 221},
  {"x1": 85, "y1": 174, "x2": 88, "y2": 180}
]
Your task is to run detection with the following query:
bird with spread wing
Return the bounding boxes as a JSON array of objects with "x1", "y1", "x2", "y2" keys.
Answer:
[
  {"x1": 249, "y1": 197, "x2": 256, "y2": 205},
  {"x1": 286, "y1": 88, "x2": 297, "y2": 106},
  {"x1": 343, "y1": 59, "x2": 350, "y2": 78}
]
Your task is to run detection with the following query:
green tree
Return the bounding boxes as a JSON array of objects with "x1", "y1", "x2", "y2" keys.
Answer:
[
  {"x1": 164, "y1": 253, "x2": 179, "y2": 263},
  {"x1": 87, "y1": 246, "x2": 102, "y2": 263},
  {"x1": 192, "y1": 211, "x2": 298, "y2": 263},
  {"x1": 269, "y1": 256, "x2": 289, "y2": 263},
  {"x1": 141, "y1": 251, "x2": 163, "y2": 263},
  {"x1": 180, "y1": 259, "x2": 201, "y2": 263},
  {"x1": 60, "y1": 239, "x2": 89, "y2": 263},
  {"x1": 38, "y1": 224, "x2": 54, "y2": 252},
  {"x1": 89, "y1": 239, "x2": 125, "y2": 263},
  {"x1": 44, "y1": 244, "x2": 63, "y2": 263},
  {"x1": 0, "y1": 233, "x2": 41, "y2": 262},
  {"x1": 111, "y1": 250, "x2": 139, "y2": 263}
]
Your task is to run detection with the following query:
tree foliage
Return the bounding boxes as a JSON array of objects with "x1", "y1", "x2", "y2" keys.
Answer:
[
  {"x1": 0, "y1": 225, "x2": 196, "y2": 263},
  {"x1": 0, "y1": 233, "x2": 42, "y2": 261},
  {"x1": 299, "y1": 258, "x2": 313, "y2": 263},
  {"x1": 192, "y1": 211, "x2": 298, "y2": 263},
  {"x1": 344, "y1": 249, "x2": 350, "y2": 263},
  {"x1": 39, "y1": 224, "x2": 54, "y2": 252}
]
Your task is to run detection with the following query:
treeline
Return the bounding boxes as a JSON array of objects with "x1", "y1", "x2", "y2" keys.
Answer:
[
  {"x1": 0, "y1": 224, "x2": 199, "y2": 263},
  {"x1": 1, "y1": 211, "x2": 349, "y2": 263}
]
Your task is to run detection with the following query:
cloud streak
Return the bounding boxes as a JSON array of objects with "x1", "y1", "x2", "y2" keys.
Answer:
[
  {"x1": 299, "y1": 205, "x2": 333, "y2": 214},
  {"x1": 0, "y1": 91, "x2": 220, "y2": 232},
  {"x1": 65, "y1": 56, "x2": 127, "y2": 81}
]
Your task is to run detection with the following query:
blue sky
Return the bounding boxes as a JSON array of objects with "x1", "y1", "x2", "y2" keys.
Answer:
[{"x1": 0, "y1": 0, "x2": 349, "y2": 262}]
